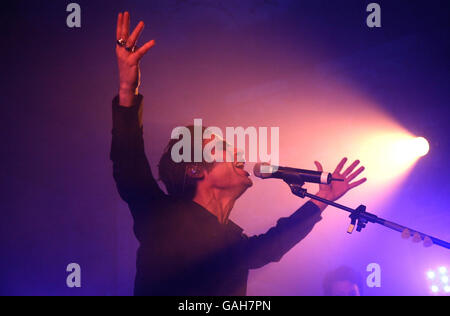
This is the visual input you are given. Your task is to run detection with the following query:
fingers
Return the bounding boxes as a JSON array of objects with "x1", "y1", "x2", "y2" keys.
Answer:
[
  {"x1": 121, "y1": 11, "x2": 130, "y2": 40},
  {"x1": 130, "y1": 40, "x2": 156, "y2": 63},
  {"x1": 116, "y1": 12, "x2": 123, "y2": 40},
  {"x1": 348, "y1": 177, "x2": 367, "y2": 189},
  {"x1": 347, "y1": 166, "x2": 365, "y2": 182},
  {"x1": 333, "y1": 157, "x2": 348, "y2": 175},
  {"x1": 127, "y1": 21, "x2": 145, "y2": 48},
  {"x1": 343, "y1": 160, "x2": 361, "y2": 177},
  {"x1": 314, "y1": 161, "x2": 323, "y2": 172}
]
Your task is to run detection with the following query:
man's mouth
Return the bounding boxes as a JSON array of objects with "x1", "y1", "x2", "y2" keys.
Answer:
[{"x1": 235, "y1": 162, "x2": 250, "y2": 177}]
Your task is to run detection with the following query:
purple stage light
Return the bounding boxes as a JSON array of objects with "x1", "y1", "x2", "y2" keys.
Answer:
[
  {"x1": 427, "y1": 266, "x2": 449, "y2": 296},
  {"x1": 427, "y1": 271, "x2": 436, "y2": 280}
]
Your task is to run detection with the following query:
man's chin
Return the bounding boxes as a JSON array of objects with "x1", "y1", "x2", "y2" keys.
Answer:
[
  {"x1": 243, "y1": 178, "x2": 253, "y2": 188},
  {"x1": 234, "y1": 181, "x2": 252, "y2": 199}
]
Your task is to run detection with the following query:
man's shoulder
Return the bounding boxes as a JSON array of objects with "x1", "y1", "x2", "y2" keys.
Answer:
[{"x1": 228, "y1": 220, "x2": 245, "y2": 237}]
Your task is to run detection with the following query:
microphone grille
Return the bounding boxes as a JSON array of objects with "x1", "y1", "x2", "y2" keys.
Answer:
[{"x1": 253, "y1": 163, "x2": 274, "y2": 179}]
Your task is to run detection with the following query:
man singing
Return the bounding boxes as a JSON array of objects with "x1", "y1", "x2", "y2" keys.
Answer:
[{"x1": 111, "y1": 12, "x2": 367, "y2": 296}]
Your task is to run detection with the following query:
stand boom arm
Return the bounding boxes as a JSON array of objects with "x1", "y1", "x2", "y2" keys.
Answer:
[{"x1": 288, "y1": 183, "x2": 450, "y2": 250}]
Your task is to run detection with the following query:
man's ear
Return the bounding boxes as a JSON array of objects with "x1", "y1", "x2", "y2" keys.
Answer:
[{"x1": 185, "y1": 164, "x2": 205, "y2": 179}]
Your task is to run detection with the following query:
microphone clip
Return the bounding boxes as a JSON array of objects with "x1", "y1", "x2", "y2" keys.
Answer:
[
  {"x1": 285, "y1": 179, "x2": 370, "y2": 235},
  {"x1": 285, "y1": 181, "x2": 307, "y2": 199}
]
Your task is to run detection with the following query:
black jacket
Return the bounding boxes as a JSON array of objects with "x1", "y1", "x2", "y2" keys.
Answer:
[{"x1": 110, "y1": 95, "x2": 323, "y2": 296}]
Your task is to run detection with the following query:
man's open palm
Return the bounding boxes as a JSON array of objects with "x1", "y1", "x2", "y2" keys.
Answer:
[
  {"x1": 116, "y1": 12, "x2": 155, "y2": 106},
  {"x1": 315, "y1": 158, "x2": 367, "y2": 202}
]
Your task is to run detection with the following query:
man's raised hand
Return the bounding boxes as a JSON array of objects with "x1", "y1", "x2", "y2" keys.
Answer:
[
  {"x1": 311, "y1": 158, "x2": 367, "y2": 211},
  {"x1": 116, "y1": 12, "x2": 155, "y2": 107}
]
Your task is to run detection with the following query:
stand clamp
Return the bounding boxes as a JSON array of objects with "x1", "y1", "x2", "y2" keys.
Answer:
[
  {"x1": 347, "y1": 205, "x2": 369, "y2": 234},
  {"x1": 287, "y1": 182, "x2": 307, "y2": 198}
]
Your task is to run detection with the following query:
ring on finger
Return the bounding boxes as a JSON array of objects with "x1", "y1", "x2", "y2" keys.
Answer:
[
  {"x1": 125, "y1": 45, "x2": 137, "y2": 53},
  {"x1": 117, "y1": 38, "x2": 127, "y2": 47}
]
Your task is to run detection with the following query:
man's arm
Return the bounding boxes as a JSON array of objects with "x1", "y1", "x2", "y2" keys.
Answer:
[
  {"x1": 242, "y1": 201, "x2": 323, "y2": 270},
  {"x1": 243, "y1": 158, "x2": 367, "y2": 269},
  {"x1": 110, "y1": 12, "x2": 161, "y2": 205},
  {"x1": 111, "y1": 95, "x2": 164, "y2": 205}
]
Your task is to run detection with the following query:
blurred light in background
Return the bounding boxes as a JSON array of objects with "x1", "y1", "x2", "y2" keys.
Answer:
[
  {"x1": 413, "y1": 137, "x2": 430, "y2": 157},
  {"x1": 391, "y1": 136, "x2": 429, "y2": 166},
  {"x1": 426, "y1": 266, "x2": 449, "y2": 296},
  {"x1": 427, "y1": 271, "x2": 436, "y2": 280},
  {"x1": 357, "y1": 134, "x2": 429, "y2": 185}
]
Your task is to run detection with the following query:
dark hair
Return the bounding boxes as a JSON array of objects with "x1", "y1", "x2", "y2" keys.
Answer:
[
  {"x1": 158, "y1": 125, "x2": 215, "y2": 200},
  {"x1": 323, "y1": 266, "x2": 363, "y2": 296}
]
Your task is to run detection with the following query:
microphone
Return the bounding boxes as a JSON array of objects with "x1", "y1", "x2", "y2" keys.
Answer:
[{"x1": 253, "y1": 163, "x2": 343, "y2": 185}]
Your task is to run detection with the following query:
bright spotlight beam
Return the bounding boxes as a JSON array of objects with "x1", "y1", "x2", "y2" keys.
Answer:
[
  {"x1": 391, "y1": 136, "x2": 429, "y2": 167},
  {"x1": 360, "y1": 134, "x2": 430, "y2": 185},
  {"x1": 413, "y1": 137, "x2": 430, "y2": 157}
]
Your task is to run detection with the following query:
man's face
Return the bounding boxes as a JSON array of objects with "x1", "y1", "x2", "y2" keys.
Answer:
[
  {"x1": 202, "y1": 136, "x2": 253, "y2": 197},
  {"x1": 330, "y1": 281, "x2": 361, "y2": 296}
]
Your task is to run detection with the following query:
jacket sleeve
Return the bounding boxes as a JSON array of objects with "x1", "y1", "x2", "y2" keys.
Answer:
[
  {"x1": 110, "y1": 95, "x2": 165, "y2": 206},
  {"x1": 242, "y1": 201, "x2": 322, "y2": 270}
]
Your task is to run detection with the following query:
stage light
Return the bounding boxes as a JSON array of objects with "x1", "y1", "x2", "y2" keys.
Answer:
[
  {"x1": 431, "y1": 285, "x2": 439, "y2": 293},
  {"x1": 391, "y1": 136, "x2": 429, "y2": 166},
  {"x1": 358, "y1": 133, "x2": 430, "y2": 186},
  {"x1": 427, "y1": 271, "x2": 436, "y2": 280},
  {"x1": 412, "y1": 137, "x2": 430, "y2": 157},
  {"x1": 426, "y1": 266, "x2": 449, "y2": 296}
]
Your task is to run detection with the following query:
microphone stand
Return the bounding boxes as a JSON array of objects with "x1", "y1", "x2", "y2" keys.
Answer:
[{"x1": 286, "y1": 182, "x2": 450, "y2": 250}]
